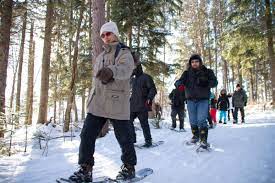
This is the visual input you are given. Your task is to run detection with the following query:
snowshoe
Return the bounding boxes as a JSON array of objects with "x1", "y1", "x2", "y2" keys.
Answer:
[{"x1": 116, "y1": 164, "x2": 135, "y2": 181}]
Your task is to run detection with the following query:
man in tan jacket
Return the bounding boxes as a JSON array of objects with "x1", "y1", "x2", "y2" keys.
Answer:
[{"x1": 70, "y1": 22, "x2": 137, "y2": 182}]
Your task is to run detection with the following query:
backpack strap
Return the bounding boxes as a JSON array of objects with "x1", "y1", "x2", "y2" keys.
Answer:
[{"x1": 114, "y1": 42, "x2": 130, "y2": 60}]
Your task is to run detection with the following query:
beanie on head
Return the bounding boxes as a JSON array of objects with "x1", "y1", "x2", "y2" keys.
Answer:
[
  {"x1": 236, "y1": 84, "x2": 241, "y2": 88},
  {"x1": 189, "y1": 54, "x2": 202, "y2": 65},
  {"x1": 100, "y1": 22, "x2": 119, "y2": 39}
]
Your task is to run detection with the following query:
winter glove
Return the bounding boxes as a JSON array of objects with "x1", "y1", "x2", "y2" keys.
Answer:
[
  {"x1": 145, "y1": 99, "x2": 153, "y2": 111},
  {"x1": 244, "y1": 102, "x2": 247, "y2": 106},
  {"x1": 174, "y1": 80, "x2": 182, "y2": 88},
  {"x1": 178, "y1": 84, "x2": 185, "y2": 92},
  {"x1": 197, "y1": 76, "x2": 209, "y2": 87},
  {"x1": 96, "y1": 67, "x2": 114, "y2": 84}
]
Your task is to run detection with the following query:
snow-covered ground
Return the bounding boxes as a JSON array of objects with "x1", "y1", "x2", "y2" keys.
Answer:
[{"x1": 0, "y1": 107, "x2": 275, "y2": 183}]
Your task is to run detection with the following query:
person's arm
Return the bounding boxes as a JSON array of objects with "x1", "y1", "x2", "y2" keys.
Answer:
[
  {"x1": 217, "y1": 97, "x2": 221, "y2": 109},
  {"x1": 232, "y1": 93, "x2": 235, "y2": 107},
  {"x1": 175, "y1": 71, "x2": 188, "y2": 87},
  {"x1": 207, "y1": 69, "x2": 218, "y2": 88},
  {"x1": 226, "y1": 97, "x2": 230, "y2": 109},
  {"x1": 146, "y1": 75, "x2": 157, "y2": 101}
]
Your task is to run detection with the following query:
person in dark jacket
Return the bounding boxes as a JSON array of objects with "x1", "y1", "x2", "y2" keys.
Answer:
[
  {"x1": 129, "y1": 63, "x2": 157, "y2": 147},
  {"x1": 169, "y1": 84, "x2": 186, "y2": 131},
  {"x1": 232, "y1": 84, "x2": 247, "y2": 123},
  {"x1": 217, "y1": 89, "x2": 229, "y2": 124},
  {"x1": 175, "y1": 54, "x2": 218, "y2": 149}
]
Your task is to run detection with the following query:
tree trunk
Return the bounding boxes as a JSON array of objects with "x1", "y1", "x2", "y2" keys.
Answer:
[
  {"x1": 127, "y1": 25, "x2": 133, "y2": 48},
  {"x1": 92, "y1": 0, "x2": 105, "y2": 63},
  {"x1": 265, "y1": 0, "x2": 275, "y2": 107},
  {"x1": 25, "y1": 21, "x2": 35, "y2": 125},
  {"x1": 64, "y1": 4, "x2": 84, "y2": 132},
  {"x1": 74, "y1": 97, "x2": 78, "y2": 124},
  {"x1": 0, "y1": 0, "x2": 13, "y2": 138},
  {"x1": 207, "y1": 27, "x2": 212, "y2": 69},
  {"x1": 15, "y1": 9, "x2": 27, "y2": 120},
  {"x1": 92, "y1": 0, "x2": 108, "y2": 137},
  {"x1": 237, "y1": 61, "x2": 243, "y2": 86},
  {"x1": 222, "y1": 58, "x2": 228, "y2": 91},
  {"x1": 249, "y1": 68, "x2": 254, "y2": 103},
  {"x1": 9, "y1": 53, "x2": 19, "y2": 110},
  {"x1": 37, "y1": 0, "x2": 54, "y2": 124},
  {"x1": 213, "y1": 24, "x2": 218, "y2": 94},
  {"x1": 58, "y1": 100, "x2": 62, "y2": 123},
  {"x1": 231, "y1": 64, "x2": 235, "y2": 93},
  {"x1": 81, "y1": 90, "x2": 86, "y2": 120},
  {"x1": 106, "y1": 0, "x2": 111, "y2": 21},
  {"x1": 137, "y1": 24, "x2": 141, "y2": 54},
  {"x1": 254, "y1": 61, "x2": 258, "y2": 102}
]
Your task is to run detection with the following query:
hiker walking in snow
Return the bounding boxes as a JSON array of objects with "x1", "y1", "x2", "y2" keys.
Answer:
[
  {"x1": 154, "y1": 102, "x2": 162, "y2": 120},
  {"x1": 71, "y1": 22, "x2": 137, "y2": 182},
  {"x1": 217, "y1": 89, "x2": 230, "y2": 124},
  {"x1": 129, "y1": 62, "x2": 157, "y2": 147},
  {"x1": 169, "y1": 84, "x2": 186, "y2": 131},
  {"x1": 232, "y1": 84, "x2": 247, "y2": 124},
  {"x1": 175, "y1": 54, "x2": 218, "y2": 149}
]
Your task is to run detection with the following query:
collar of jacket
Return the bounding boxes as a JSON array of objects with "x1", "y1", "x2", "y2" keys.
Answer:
[{"x1": 103, "y1": 42, "x2": 119, "y2": 53}]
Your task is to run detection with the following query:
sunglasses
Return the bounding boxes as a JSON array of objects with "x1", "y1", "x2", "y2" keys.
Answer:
[{"x1": 101, "y1": 32, "x2": 112, "y2": 39}]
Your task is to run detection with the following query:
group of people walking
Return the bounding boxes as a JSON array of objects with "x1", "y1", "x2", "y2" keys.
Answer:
[
  {"x1": 205, "y1": 84, "x2": 247, "y2": 128},
  {"x1": 69, "y1": 21, "x2": 248, "y2": 183}
]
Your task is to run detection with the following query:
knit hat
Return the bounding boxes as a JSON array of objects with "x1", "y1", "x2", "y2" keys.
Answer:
[
  {"x1": 100, "y1": 22, "x2": 120, "y2": 39},
  {"x1": 236, "y1": 83, "x2": 241, "y2": 88},
  {"x1": 189, "y1": 54, "x2": 202, "y2": 65}
]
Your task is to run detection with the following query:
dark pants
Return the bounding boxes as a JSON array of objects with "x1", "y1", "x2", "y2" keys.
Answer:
[
  {"x1": 78, "y1": 113, "x2": 137, "y2": 167},
  {"x1": 228, "y1": 109, "x2": 234, "y2": 120},
  {"x1": 233, "y1": 107, "x2": 245, "y2": 122},
  {"x1": 129, "y1": 111, "x2": 152, "y2": 143},
  {"x1": 171, "y1": 107, "x2": 185, "y2": 129}
]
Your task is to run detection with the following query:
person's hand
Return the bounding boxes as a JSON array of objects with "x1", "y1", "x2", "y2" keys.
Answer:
[
  {"x1": 244, "y1": 102, "x2": 247, "y2": 106},
  {"x1": 96, "y1": 67, "x2": 114, "y2": 84},
  {"x1": 145, "y1": 99, "x2": 152, "y2": 111}
]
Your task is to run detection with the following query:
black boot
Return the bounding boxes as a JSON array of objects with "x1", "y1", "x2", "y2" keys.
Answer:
[
  {"x1": 171, "y1": 119, "x2": 176, "y2": 129},
  {"x1": 190, "y1": 125, "x2": 199, "y2": 144},
  {"x1": 116, "y1": 164, "x2": 135, "y2": 180},
  {"x1": 70, "y1": 164, "x2": 93, "y2": 182},
  {"x1": 199, "y1": 127, "x2": 209, "y2": 149},
  {"x1": 142, "y1": 139, "x2": 152, "y2": 147}
]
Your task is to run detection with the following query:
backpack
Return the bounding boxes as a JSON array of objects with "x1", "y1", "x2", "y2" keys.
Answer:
[{"x1": 115, "y1": 42, "x2": 139, "y2": 64}]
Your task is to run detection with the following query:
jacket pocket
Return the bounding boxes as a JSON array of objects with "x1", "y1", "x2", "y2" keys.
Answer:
[{"x1": 106, "y1": 91, "x2": 125, "y2": 115}]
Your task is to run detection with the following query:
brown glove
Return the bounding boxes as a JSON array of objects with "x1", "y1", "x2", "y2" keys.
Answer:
[{"x1": 96, "y1": 67, "x2": 114, "y2": 84}]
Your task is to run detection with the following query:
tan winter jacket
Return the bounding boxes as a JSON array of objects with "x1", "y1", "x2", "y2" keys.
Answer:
[{"x1": 86, "y1": 42, "x2": 135, "y2": 120}]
